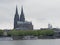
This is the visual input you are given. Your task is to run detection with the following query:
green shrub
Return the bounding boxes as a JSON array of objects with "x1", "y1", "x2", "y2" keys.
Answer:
[{"x1": 0, "y1": 30, "x2": 3, "y2": 36}]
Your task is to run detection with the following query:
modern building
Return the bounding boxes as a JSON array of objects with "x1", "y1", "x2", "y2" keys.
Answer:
[
  {"x1": 48, "y1": 24, "x2": 52, "y2": 29},
  {"x1": 14, "y1": 6, "x2": 33, "y2": 30}
]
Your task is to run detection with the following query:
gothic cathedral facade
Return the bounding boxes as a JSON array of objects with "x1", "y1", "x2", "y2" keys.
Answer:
[{"x1": 14, "y1": 6, "x2": 33, "y2": 30}]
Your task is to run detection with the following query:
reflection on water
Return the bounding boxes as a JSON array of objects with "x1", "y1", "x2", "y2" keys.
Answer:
[
  {"x1": 0, "y1": 37, "x2": 13, "y2": 41},
  {"x1": 0, "y1": 37, "x2": 60, "y2": 45}
]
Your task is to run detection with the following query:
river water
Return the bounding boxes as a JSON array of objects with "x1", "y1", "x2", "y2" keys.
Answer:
[{"x1": 0, "y1": 37, "x2": 60, "y2": 45}]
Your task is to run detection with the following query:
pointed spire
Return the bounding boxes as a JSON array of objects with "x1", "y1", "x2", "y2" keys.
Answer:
[
  {"x1": 20, "y1": 6, "x2": 25, "y2": 22},
  {"x1": 15, "y1": 6, "x2": 18, "y2": 14},
  {"x1": 21, "y1": 6, "x2": 23, "y2": 14},
  {"x1": 15, "y1": 5, "x2": 19, "y2": 21},
  {"x1": 14, "y1": 6, "x2": 19, "y2": 29}
]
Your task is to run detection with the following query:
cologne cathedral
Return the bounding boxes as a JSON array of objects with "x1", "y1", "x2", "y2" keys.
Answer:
[{"x1": 14, "y1": 6, "x2": 33, "y2": 30}]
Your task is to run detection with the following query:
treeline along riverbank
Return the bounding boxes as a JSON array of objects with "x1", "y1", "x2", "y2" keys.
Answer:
[{"x1": 0, "y1": 29, "x2": 60, "y2": 40}]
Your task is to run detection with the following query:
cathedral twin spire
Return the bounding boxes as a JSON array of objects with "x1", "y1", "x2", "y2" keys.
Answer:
[
  {"x1": 14, "y1": 6, "x2": 33, "y2": 30},
  {"x1": 15, "y1": 6, "x2": 25, "y2": 22},
  {"x1": 14, "y1": 6, "x2": 25, "y2": 28}
]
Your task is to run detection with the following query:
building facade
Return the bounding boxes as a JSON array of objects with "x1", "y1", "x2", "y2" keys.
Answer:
[
  {"x1": 48, "y1": 24, "x2": 52, "y2": 29},
  {"x1": 14, "y1": 6, "x2": 33, "y2": 30}
]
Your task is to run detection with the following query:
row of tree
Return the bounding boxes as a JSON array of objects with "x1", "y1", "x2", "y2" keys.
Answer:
[
  {"x1": 7, "y1": 30, "x2": 55, "y2": 36},
  {"x1": 0, "y1": 30, "x2": 3, "y2": 36}
]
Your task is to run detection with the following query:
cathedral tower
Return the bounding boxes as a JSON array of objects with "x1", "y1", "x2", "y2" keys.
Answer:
[
  {"x1": 14, "y1": 6, "x2": 33, "y2": 30},
  {"x1": 20, "y1": 6, "x2": 25, "y2": 22},
  {"x1": 14, "y1": 6, "x2": 19, "y2": 29}
]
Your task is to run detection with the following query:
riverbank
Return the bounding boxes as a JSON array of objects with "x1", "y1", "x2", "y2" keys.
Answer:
[
  {"x1": 0, "y1": 29, "x2": 60, "y2": 40},
  {"x1": 12, "y1": 35, "x2": 60, "y2": 40},
  {"x1": 0, "y1": 36, "x2": 60, "y2": 41},
  {"x1": 0, "y1": 36, "x2": 58, "y2": 40}
]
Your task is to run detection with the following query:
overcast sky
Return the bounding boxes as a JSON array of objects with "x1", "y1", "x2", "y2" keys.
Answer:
[{"x1": 0, "y1": 0, "x2": 60, "y2": 29}]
